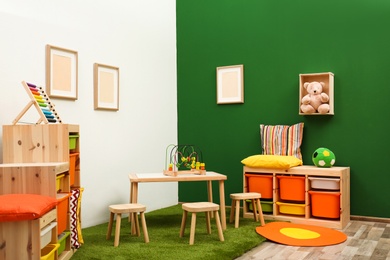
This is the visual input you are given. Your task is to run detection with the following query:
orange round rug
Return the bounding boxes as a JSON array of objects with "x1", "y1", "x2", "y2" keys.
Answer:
[{"x1": 256, "y1": 222, "x2": 347, "y2": 247}]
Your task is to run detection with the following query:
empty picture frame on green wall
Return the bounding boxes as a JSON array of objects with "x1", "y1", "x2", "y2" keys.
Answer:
[{"x1": 216, "y1": 64, "x2": 244, "y2": 104}]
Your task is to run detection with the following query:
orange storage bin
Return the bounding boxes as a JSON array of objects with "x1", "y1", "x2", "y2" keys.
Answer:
[
  {"x1": 277, "y1": 175, "x2": 305, "y2": 202},
  {"x1": 69, "y1": 153, "x2": 79, "y2": 186},
  {"x1": 309, "y1": 191, "x2": 340, "y2": 219},
  {"x1": 57, "y1": 193, "x2": 70, "y2": 234},
  {"x1": 245, "y1": 174, "x2": 273, "y2": 199}
]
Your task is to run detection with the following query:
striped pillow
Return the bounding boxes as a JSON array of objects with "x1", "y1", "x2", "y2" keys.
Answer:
[{"x1": 260, "y1": 123, "x2": 304, "y2": 160}]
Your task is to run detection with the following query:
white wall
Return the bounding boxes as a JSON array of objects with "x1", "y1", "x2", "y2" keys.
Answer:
[{"x1": 0, "y1": 0, "x2": 178, "y2": 227}]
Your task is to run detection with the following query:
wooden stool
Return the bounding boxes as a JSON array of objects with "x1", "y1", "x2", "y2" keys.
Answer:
[
  {"x1": 106, "y1": 203, "x2": 149, "y2": 246},
  {"x1": 230, "y1": 192, "x2": 265, "y2": 228},
  {"x1": 180, "y1": 202, "x2": 224, "y2": 245}
]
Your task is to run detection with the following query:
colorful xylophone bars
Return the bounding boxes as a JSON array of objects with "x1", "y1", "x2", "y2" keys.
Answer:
[{"x1": 12, "y1": 81, "x2": 62, "y2": 125}]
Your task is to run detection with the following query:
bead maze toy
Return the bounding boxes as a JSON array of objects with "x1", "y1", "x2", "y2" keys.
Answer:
[
  {"x1": 164, "y1": 144, "x2": 206, "y2": 176},
  {"x1": 13, "y1": 81, "x2": 62, "y2": 125}
]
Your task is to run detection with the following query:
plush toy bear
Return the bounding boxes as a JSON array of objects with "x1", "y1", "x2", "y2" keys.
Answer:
[{"x1": 300, "y1": 81, "x2": 330, "y2": 114}]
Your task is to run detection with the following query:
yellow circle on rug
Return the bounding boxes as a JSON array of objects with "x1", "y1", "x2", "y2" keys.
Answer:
[{"x1": 280, "y1": 227, "x2": 320, "y2": 239}]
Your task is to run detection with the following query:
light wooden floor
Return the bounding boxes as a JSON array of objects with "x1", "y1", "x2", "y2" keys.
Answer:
[{"x1": 235, "y1": 220, "x2": 390, "y2": 260}]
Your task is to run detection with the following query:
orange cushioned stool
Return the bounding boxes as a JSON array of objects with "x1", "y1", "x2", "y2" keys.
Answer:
[
  {"x1": 180, "y1": 202, "x2": 224, "y2": 245},
  {"x1": 230, "y1": 192, "x2": 265, "y2": 228},
  {"x1": 106, "y1": 203, "x2": 149, "y2": 246}
]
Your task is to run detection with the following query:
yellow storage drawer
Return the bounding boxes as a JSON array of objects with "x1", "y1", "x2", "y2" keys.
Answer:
[{"x1": 276, "y1": 201, "x2": 305, "y2": 215}]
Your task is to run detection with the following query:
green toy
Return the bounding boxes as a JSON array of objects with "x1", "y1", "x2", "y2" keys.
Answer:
[{"x1": 312, "y1": 147, "x2": 335, "y2": 167}]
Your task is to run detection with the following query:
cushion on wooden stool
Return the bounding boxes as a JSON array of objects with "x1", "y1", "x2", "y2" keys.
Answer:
[{"x1": 0, "y1": 194, "x2": 57, "y2": 222}]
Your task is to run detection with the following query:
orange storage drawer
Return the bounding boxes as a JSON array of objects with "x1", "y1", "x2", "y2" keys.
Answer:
[
  {"x1": 69, "y1": 153, "x2": 79, "y2": 186},
  {"x1": 245, "y1": 174, "x2": 273, "y2": 199},
  {"x1": 277, "y1": 175, "x2": 305, "y2": 202},
  {"x1": 309, "y1": 191, "x2": 340, "y2": 219},
  {"x1": 57, "y1": 193, "x2": 70, "y2": 234}
]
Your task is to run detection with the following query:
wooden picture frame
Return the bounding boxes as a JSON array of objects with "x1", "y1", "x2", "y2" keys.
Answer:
[
  {"x1": 46, "y1": 45, "x2": 78, "y2": 100},
  {"x1": 216, "y1": 64, "x2": 244, "y2": 104},
  {"x1": 94, "y1": 63, "x2": 119, "y2": 111}
]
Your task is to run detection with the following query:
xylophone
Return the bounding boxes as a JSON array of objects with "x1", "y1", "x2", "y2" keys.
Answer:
[{"x1": 13, "y1": 81, "x2": 62, "y2": 125}]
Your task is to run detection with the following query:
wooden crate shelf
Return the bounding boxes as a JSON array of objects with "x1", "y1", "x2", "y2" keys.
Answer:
[
  {"x1": 243, "y1": 165, "x2": 350, "y2": 229},
  {"x1": 299, "y1": 72, "x2": 334, "y2": 115}
]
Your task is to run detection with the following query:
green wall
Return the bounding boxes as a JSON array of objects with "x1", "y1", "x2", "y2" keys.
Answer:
[{"x1": 176, "y1": 0, "x2": 390, "y2": 218}]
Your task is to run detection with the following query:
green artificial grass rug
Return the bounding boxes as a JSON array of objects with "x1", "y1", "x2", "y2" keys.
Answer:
[{"x1": 72, "y1": 204, "x2": 266, "y2": 260}]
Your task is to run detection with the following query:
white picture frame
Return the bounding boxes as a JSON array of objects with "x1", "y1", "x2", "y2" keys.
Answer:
[
  {"x1": 216, "y1": 64, "x2": 244, "y2": 104},
  {"x1": 94, "y1": 63, "x2": 119, "y2": 111},
  {"x1": 46, "y1": 45, "x2": 78, "y2": 100}
]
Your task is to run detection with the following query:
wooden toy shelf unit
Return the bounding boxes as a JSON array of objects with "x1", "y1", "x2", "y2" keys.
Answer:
[
  {"x1": 2, "y1": 124, "x2": 81, "y2": 260},
  {"x1": 243, "y1": 165, "x2": 350, "y2": 229},
  {"x1": 13, "y1": 81, "x2": 62, "y2": 125}
]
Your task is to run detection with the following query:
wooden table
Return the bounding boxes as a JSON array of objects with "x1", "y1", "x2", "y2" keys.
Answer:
[{"x1": 128, "y1": 171, "x2": 228, "y2": 230}]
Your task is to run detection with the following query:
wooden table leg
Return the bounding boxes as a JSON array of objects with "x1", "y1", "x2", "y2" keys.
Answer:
[
  {"x1": 219, "y1": 180, "x2": 226, "y2": 230},
  {"x1": 207, "y1": 181, "x2": 214, "y2": 218},
  {"x1": 129, "y1": 182, "x2": 139, "y2": 234},
  {"x1": 207, "y1": 181, "x2": 213, "y2": 202},
  {"x1": 128, "y1": 175, "x2": 139, "y2": 221},
  {"x1": 129, "y1": 182, "x2": 133, "y2": 222},
  {"x1": 133, "y1": 182, "x2": 138, "y2": 203}
]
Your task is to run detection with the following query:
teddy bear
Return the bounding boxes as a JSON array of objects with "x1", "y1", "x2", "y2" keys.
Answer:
[{"x1": 300, "y1": 81, "x2": 330, "y2": 114}]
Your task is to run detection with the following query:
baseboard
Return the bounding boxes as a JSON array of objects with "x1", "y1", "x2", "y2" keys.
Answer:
[{"x1": 350, "y1": 215, "x2": 390, "y2": 223}]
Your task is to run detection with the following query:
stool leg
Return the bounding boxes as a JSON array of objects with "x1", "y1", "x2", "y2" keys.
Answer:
[
  {"x1": 229, "y1": 199, "x2": 235, "y2": 224},
  {"x1": 214, "y1": 210, "x2": 224, "y2": 242},
  {"x1": 130, "y1": 213, "x2": 136, "y2": 235},
  {"x1": 106, "y1": 212, "x2": 114, "y2": 240},
  {"x1": 135, "y1": 212, "x2": 141, "y2": 236},
  {"x1": 131, "y1": 212, "x2": 137, "y2": 234},
  {"x1": 251, "y1": 199, "x2": 258, "y2": 221},
  {"x1": 180, "y1": 210, "x2": 187, "y2": 237},
  {"x1": 205, "y1": 211, "x2": 211, "y2": 234},
  {"x1": 130, "y1": 213, "x2": 135, "y2": 236},
  {"x1": 256, "y1": 199, "x2": 266, "y2": 226},
  {"x1": 189, "y1": 212, "x2": 197, "y2": 245},
  {"x1": 114, "y1": 213, "x2": 122, "y2": 247},
  {"x1": 140, "y1": 211, "x2": 149, "y2": 243},
  {"x1": 234, "y1": 199, "x2": 240, "y2": 228}
]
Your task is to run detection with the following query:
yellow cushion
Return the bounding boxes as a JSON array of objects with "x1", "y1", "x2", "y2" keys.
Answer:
[{"x1": 241, "y1": 155, "x2": 303, "y2": 169}]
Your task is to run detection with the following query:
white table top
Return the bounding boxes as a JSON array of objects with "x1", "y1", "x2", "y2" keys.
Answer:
[{"x1": 129, "y1": 171, "x2": 227, "y2": 183}]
